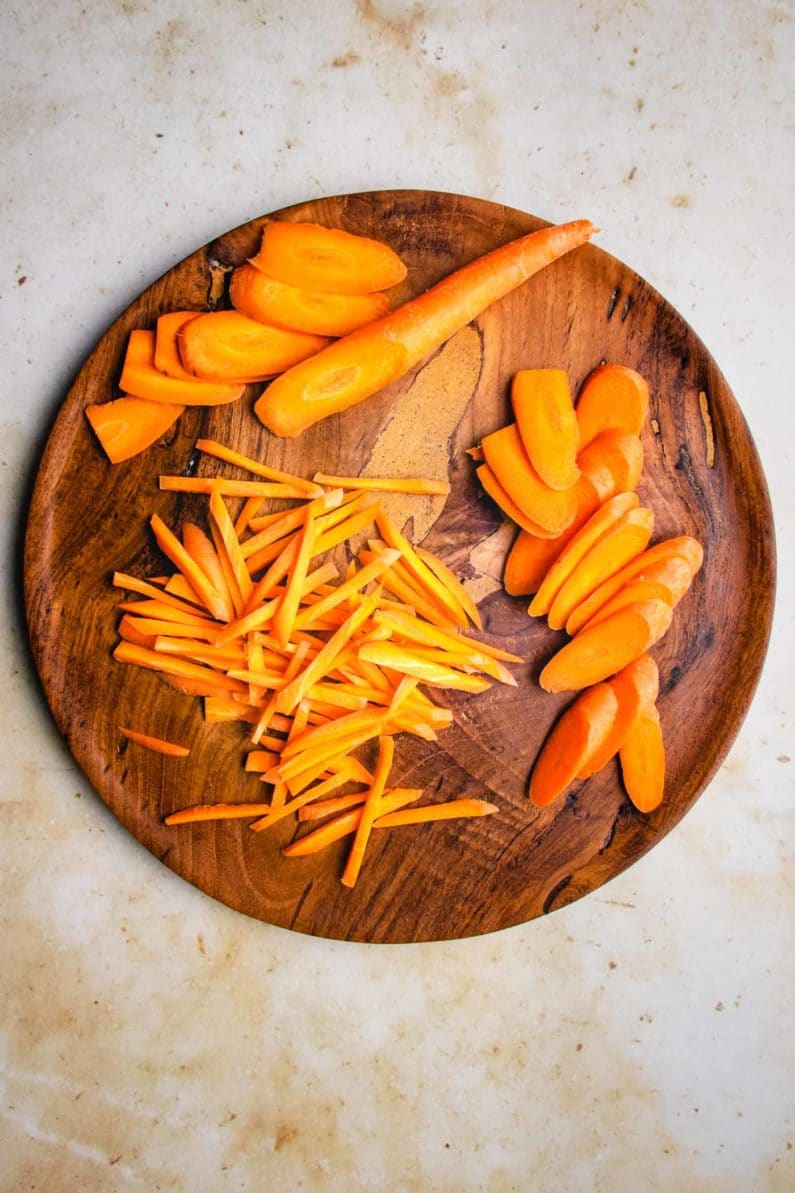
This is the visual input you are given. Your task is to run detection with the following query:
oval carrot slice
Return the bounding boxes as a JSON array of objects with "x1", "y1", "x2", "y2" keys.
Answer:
[
  {"x1": 539, "y1": 599, "x2": 673, "y2": 693},
  {"x1": 481, "y1": 425, "x2": 580, "y2": 535},
  {"x1": 502, "y1": 474, "x2": 605, "y2": 596},
  {"x1": 511, "y1": 369, "x2": 580, "y2": 490},
  {"x1": 579, "y1": 556, "x2": 694, "y2": 633},
  {"x1": 477, "y1": 464, "x2": 559, "y2": 538},
  {"x1": 120, "y1": 329, "x2": 245, "y2": 405},
  {"x1": 546, "y1": 506, "x2": 655, "y2": 631},
  {"x1": 565, "y1": 536, "x2": 703, "y2": 636},
  {"x1": 154, "y1": 311, "x2": 202, "y2": 380},
  {"x1": 529, "y1": 683, "x2": 619, "y2": 806},
  {"x1": 86, "y1": 396, "x2": 184, "y2": 464},
  {"x1": 576, "y1": 364, "x2": 649, "y2": 447},
  {"x1": 577, "y1": 654, "x2": 659, "y2": 778},
  {"x1": 178, "y1": 311, "x2": 330, "y2": 383},
  {"x1": 620, "y1": 704, "x2": 665, "y2": 812},
  {"x1": 250, "y1": 220, "x2": 408, "y2": 295},
  {"x1": 230, "y1": 263, "x2": 391, "y2": 336},
  {"x1": 577, "y1": 429, "x2": 644, "y2": 494}
]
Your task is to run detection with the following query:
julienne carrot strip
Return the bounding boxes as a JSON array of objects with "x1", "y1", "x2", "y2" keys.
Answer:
[
  {"x1": 375, "y1": 509, "x2": 467, "y2": 628},
  {"x1": 165, "y1": 803, "x2": 272, "y2": 825},
  {"x1": 313, "y1": 474, "x2": 451, "y2": 497},
  {"x1": 112, "y1": 571, "x2": 209, "y2": 618},
  {"x1": 250, "y1": 641, "x2": 310, "y2": 745},
  {"x1": 195, "y1": 438, "x2": 323, "y2": 495},
  {"x1": 359, "y1": 548, "x2": 457, "y2": 630},
  {"x1": 113, "y1": 641, "x2": 248, "y2": 694},
  {"x1": 342, "y1": 735, "x2": 395, "y2": 887},
  {"x1": 250, "y1": 762, "x2": 364, "y2": 831},
  {"x1": 271, "y1": 701, "x2": 310, "y2": 813},
  {"x1": 275, "y1": 592, "x2": 381, "y2": 715},
  {"x1": 182, "y1": 523, "x2": 236, "y2": 622},
  {"x1": 285, "y1": 788, "x2": 423, "y2": 853},
  {"x1": 150, "y1": 514, "x2": 229, "y2": 621},
  {"x1": 116, "y1": 598, "x2": 215, "y2": 626},
  {"x1": 372, "y1": 608, "x2": 523, "y2": 664},
  {"x1": 293, "y1": 550, "x2": 400, "y2": 631},
  {"x1": 159, "y1": 476, "x2": 313, "y2": 500},
  {"x1": 375, "y1": 799, "x2": 498, "y2": 827},
  {"x1": 209, "y1": 488, "x2": 254, "y2": 607},
  {"x1": 415, "y1": 546, "x2": 482, "y2": 630},
  {"x1": 119, "y1": 727, "x2": 191, "y2": 757},
  {"x1": 274, "y1": 510, "x2": 316, "y2": 648},
  {"x1": 235, "y1": 495, "x2": 265, "y2": 537}
]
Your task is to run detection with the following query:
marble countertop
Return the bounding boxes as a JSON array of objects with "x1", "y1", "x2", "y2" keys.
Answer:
[{"x1": 2, "y1": 2, "x2": 793, "y2": 1190}]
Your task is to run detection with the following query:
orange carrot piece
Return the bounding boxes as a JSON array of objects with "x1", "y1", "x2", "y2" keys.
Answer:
[
  {"x1": 372, "y1": 607, "x2": 523, "y2": 663},
  {"x1": 116, "y1": 597, "x2": 214, "y2": 626},
  {"x1": 546, "y1": 507, "x2": 655, "y2": 631},
  {"x1": 250, "y1": 762, "x2": 365, "y2": 830},
  {"x1": 357, "y1": 642, "x2": 492, "y2": 693},
  {"x1": 113, "y1": 571, "x2": 204, "y2": 614},
  {"x1": 86, "y1": 396, "x2": 185, "y2": 464},
  {"x1": 283, "y1": 788, "x2": 421, "y2": 856},
  {"x1": 113, "y1": 641, "x2": 248, "y2": 694},
  {"x1": 298, "y1": 792, "x2": 371, "y2": 821},
  {"x1": 209, "y1": 488, "x2": 254, "y2": 609},
  {"x1": 619, "y1": 705, "x2": 666, "y2": 812},
  {"x1": 154, "y1": 311, "x2": 202, "y2": 380},
  {"x1": 119, "y1": 726, "x2": 191, "y2": 757},
  {"x1": 178, "y1": 310, "x2": 330, "y2": 383},
  {"x1": 230, "y1": 262, "x2": 391, "y2": 335},
  {"x1": 117, "y1": 614, "x2": 156, "y2": 648},
  {"x1": 578, "y1": 654, "x2": 659, "y2": 778},
  {"x1": 194, "y1": 438, "x2": 324, "y2": 495},
  {"x1": 293, "y1": 550, "x2": 400, "y2": 631},
  {"x1": 416, "y1": 546, "x2": 482, "y2": 629},
  {"x1": 342, "y1": 735, "x2": 395, "y2": 887},
  {"x1": 475, "y1": 463, "x2": 559, "y2": 538},
  {"x1": 511, "y1": 369, "x2": 580, "y2": 490},
  {"x1": 120, "y1": 329, "x2": 245, "y2": 405},
  {"x1": 481, "y1": 425, "x2": 580, "y2": 535},
  {"x1": 182, "y1": 523, "x2": 236, "y2": 623},
  {"x1": 375, "y1": 799, "x2": 498, "y2": 827},
  {"x1": 359, "y1": 547, "x2": 458, "y2": 630},
  {"x1": 165, "y1": 803, "x2": 272, "y2": 825},
  {"x1": 249, "y1": 220, "x2": 407, "y2": 295},
  {"x1": 539, "y1": 599, "x2": 673, "y2": 693},
  {"x1": 271, "y1": 701, "x2": 311, "y2": 813},
  {"x1": 163, "y1": 573, "x2": 206, "y2": 605},
  {"x1": 576, "y1": 364, "x2": 649, "y2": 448},
  {"x1": 149, "y1": 514, "x2": 229, "y2": 621},
  {"x1": 159, "y1": 476, "x2": 313, "y2": 500},
  {"x1": 577, "y1": 429, "x2": 644, "y2": 494},
  {"x1": 580, "y1": 557, "x2": 694, "y2": 633},
  {"x1": 123, "y1": 616, "x2": 223, "y2": 643},
  {"x1": 374, "y1": 510, "x2": 467, "y2": 628},
  {"x1": 273, "y1": 511, "x2": 317, "y2": 648},
  {"x1": 235, "y1": 496, "x2": 265, "y2": 536},
  {"x1": 313, "y1": 503, "x2": 380, "y2": 555},
  {"x1": 566, "y1": 538, "x2": 704, "y2": 635},
  {"x1": 275, "y1": 593, "x2": 381, "y2": 714},
  {"x1": 256, "y1": 220, "x2": 594, "y2": 436},
  {"x1": 529, "y1": 683, "x2": 619, "y2": 806},
  {"x1": 251, "y1": 640, "x2": 310, "y2": 744},
  {"x1": 313, "y1": 473, "x2": 450, "y2": 497}
]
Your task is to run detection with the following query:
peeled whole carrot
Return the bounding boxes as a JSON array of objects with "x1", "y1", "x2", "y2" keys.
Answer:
[
  {"x1": 620, "y1": 704, "x2": 666, "y2": 812},
  {"x1": 476, "y1": 464, "x2": 559, "y2": 538},
  {"x1": 529, "y1": 683, "x2": 619, "y2": 806},
  {"x1": 250, "y1": 220, "x2": 408, "y2": 294},
  {"x1": 546, "y1": 506, "x2": 655, "y2": 631},
  {"x1": 119, "y1": 726, "x2": 191, "y2": 757},
  {"x1": 255, "y1": 220, "x2": 594, "y2": 436},
  {"x1": 565, "y1": 536, "x2": 704, "y2": 636},
  {"x1": 577, "y1": 654, "x2": 659, "y2": 778},
  {"x1": 540, "y1": 599, "x2": 673, "y2": 693},
  {"x1": 481, "y1": 425, "x2": 580, "y2": 535},
  {"x1": 579, "y1": 556, "x2": 694, "y2": 633},
  {"x1": 120, "y1": 329, "x2": 245, "y2": 405},
  {"x1": 154, "y1": 311, "x2": 202, "y2": 380},
  {"x1": 576, "y1": 364, "x2": 649, "y2": 448},
  {"x1": 512, "y1": 369, "x2": 580, "y2": 490},
  {"x1": 86, "y1": 396, "x2": 185, "y2": 464},
  {"x1": 230, "y1": 263, "x2": 391, "y2": 336},
  {"x1": 577, "y1": 430, "x2": 644, "y2": 495},
  {"x1": 178, "y1": 310, "x2": 330, "y2": 383}
]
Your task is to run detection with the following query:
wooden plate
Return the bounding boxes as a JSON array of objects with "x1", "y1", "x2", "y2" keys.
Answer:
[{"x1": 24, "y1": 190, "x2": 775, "y2": 943}]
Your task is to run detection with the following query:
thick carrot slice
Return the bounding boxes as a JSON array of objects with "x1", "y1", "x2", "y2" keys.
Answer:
[
  {"x1": 579, "y1": 556, "x2": 694, "y2": 633},
  {"x1": 342, "y1": 735, "x2": 395, "y2": 887},
  {"x1": 577, "y1": 430, "x2": 644, "y2": 494},
  {"x1": 313, "y1": 473, "x2": 450, "y2": 497},
  {"x1": 481, "y1": 425, "x2": 579, "y2": 535},
  {"x1": 255, "y1": 220, "x2": 594, "y2": 436},
  {"x1": 576, "y1": 364, "x2": 649, "y2": 448},
  {"x1": 620, "y1": 705, "x2": 665, "y2": 812},
  {"x1": 539, "y1": 599, "x2": 673, "y2": 692},
  {"x1": 375, "y1": 799, "x2": 498, "y2": 827},
  {"x1": 529, "y1": 683, "x2": 619, "y2": 806},
  {"x1": 476, "y1": 465, "x2": 558, "y2": 537},
  {"x1": 230, "y1": 262, "x2": 391, "y2": 335},
  {"x1": 249, "y1": 220, "x2": 407, "y2": 295},
  {"x1": 529, "y1": 493, "x2": 641, "y2": 618},
  {"x1": 86, "y1": 396, "x2": 184, "y2": 464},
  {"x1": 119, "y1": 726, "x2": 190, "y2": 757},
  {"x1": 195, "y1": 438, "x2": 323, "y2": 495},
  {"x1": 120, "y1": 329, "x2": 245, "y2": 405},
  {"x1": 578, "y1": 654, "x2": 659, "y2": 777},
  {"x1": 165, "y1": 803, "x2": 272, "y2": 825},
  {"x1": 416, "y1": 547, "x2": 481, "y2": 629},
  {"x1": 150, "y1": 514, "x2": 229, "y2": 621},
  {"x1": 565, "y1": 536, "x2": 704, "y2": 636},
  {"x1": 502, "y1": 473, "x2": 605, "y2": 596},
  {"x1": 178, "y1": 310, "x2": 330, "y2": 383},
  {"x1": 546, "y1": 507, "x2": 655, "y2": 630},
  {"x1": 154, "y1": 311, "x2": 202, "y2": 380},
  {"x1": 512, "y1": 369, "x2": 580, "y2": 490}
]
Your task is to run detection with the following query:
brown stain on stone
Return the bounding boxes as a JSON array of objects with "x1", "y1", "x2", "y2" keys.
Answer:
[
  {"x1": 670, "y1": 194, "x2": 692, "y2": 208},
  {"x1": 354, "y1": 0, "x2": 427, "y2": 51},
  {"x1": 330, "y1": 50, "x2": 361, "y2": 68}
]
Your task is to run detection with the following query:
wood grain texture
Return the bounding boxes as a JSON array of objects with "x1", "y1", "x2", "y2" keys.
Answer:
[{"x1": 23, "y1": 190, "x2": 775, "y2": 943}]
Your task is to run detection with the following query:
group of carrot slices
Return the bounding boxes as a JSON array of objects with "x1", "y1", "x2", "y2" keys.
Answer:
[
  {"x1": 113, "y1": 440, "x2": 527, "y2": 887},
  {"x1": 86, "y1": 221, "x2": 409, "y2": 464},
  {"x1": 469, "y1": 364, "x2": 703, "y2": 811}
]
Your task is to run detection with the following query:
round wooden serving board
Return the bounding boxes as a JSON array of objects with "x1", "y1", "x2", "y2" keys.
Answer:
[{"x1": 24, "y1": 190, "x2": 775, "y2": 943}]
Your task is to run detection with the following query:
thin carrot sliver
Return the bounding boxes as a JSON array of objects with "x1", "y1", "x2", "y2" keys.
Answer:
[
  {"x1": 114, "y1": 641, "x2": 247, "y2": 694},
  {"x1": 119, "y1": 727, "x2": 190, "y2": 758},
  {"x1": 313, "y1": 504, "x2": 380, "y2": 555},
  {"x1": 195, "y1": 437, "x2": 322, "y2": 495},
  {"x1": 375, "y1": 799, "x2": 498, "y2": 827},
  {"x1": 275, "y1": 592, "x2": 381, "y2": 715},
  {"x1": 342, "y1": 735, "x2": 395, "y2": 888},
  {"x1": 313, "y1": 473, "x2": 450, "y2": 496},
  {"x1": 116, "y1": 598, "x2": 216, "y2": 625},
  {"x1": 159, "y1": 476, "x2": 313, "y2": 500},
  {"x1": 250, "y1": 764, "x2": 360, "y2": 831},
  {"x1": 375, "y1": 510, "x2": 467, "y2": 628},
  {"x1": 165, "y1": 803, "x2": 271, "y2": 825},
  {"x1": 112, "y1": 571, "x2": 209, "y2": 618},
  {"x1": 274, "y1": 509, "x2": 316, "y2": 648},
  {"x1": 235, "y1": 495, "x2": 265, "y2": 536},
  {"x1": 416, "y1": 546, "x2": 482, "y2": 630},
  {"x1": 373, "y1": 608, "x2": 523, "y2": 664},
  {"x1": 250, "y1": 641, "x2": 309, "y2": 744},
  {"x1": 150, "y1": 514, "x2": 229, "y2": 621},
  {"x1": 293, "y1": 550, "x2": 400, "y2": 632},
  {"x1": 124, "y1": 617, "x2": 223, "y2": 643},
  {"x1": 298, "y1": 792, "x2": 369, "y2": 821}
]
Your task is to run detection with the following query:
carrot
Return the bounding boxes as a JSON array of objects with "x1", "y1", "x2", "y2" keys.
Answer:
[
  {"x1": 293, "y1": 550, "x2": 400, "y2": 631},
  {"x1": 86, "y1": 396, "x2": 184, "y2": 464},
  {"x1": 235, "y1": 496, "x2": 265, "y2": 537},
  {"x1": 154, "y1": 311, "x2": 202, "y2": 380},
  {"x1": 512, "y1": 369, "x2": 580, "y2": 490},
  {"x1": 251, "y1": 762, "x2": 367, "y2": 831},
  {"x1": 273, "y1": 511, "x2": 317, "y2": 648},
  {"x1": 481, "y1": 425, "x2": 580, "y2": 535},
  {"x1": 209, "y1": 488, "x2": 254, "y2": 609},
  {"x1": 528, "y1": 492, "x2": 641, "y2": 618},
  {"x1": 546, "y1": 507, "x2": 655, "y2": 631},
  {"x1": 342, "y1": 735, "x2": 395, "y2": 887},
  {"x1": 283, "y1": 787, "x2": 421, "y2": 856},
  {"x1": 230, "y1": 262, "x2": 391, "y2": 335},
  {"x1": 375, "y1": 510, "x2": 468, "y2": 628},
  {"x1": 114, "y1": 641, "x2": 247, "y2": 694},
  {"x1": 620, "y1": 704, "x2": 665, "y2": 812},
  {"x1": 313, "y1": 473, "x2": 450, "y2": 497},
  {"x1": 577, "y1": 654, "x2": 659, "y2": 778},
  {"x1": 576, "y1": 364, "x2": 649, "y2": 447},
  {"x1": 476, "y1": 464, "x2": 558, "y2": 537},
  {"x1": 149, "y1": 514, "x2": 229, "y2": 621},
  {"x1": 376, "y1": 799, "x2": 498, "y2": 827},
  {"x1": 358, "y1": 642, "x2": 492, "y2": 693},
  {"x1": 298, "y1": 792, "x2": 371, "y2": 821},
  {"x1": 539, "y1": 599, "x2": 673, "y2": 693},
  {"x1": 529, "y1": 683, "x2": 619, "y2": 806},
  {"x1": 564, "y1": 536, "x2": 704, "y2": 636},
  {"x1": 159, "y1": 476, "x2": 314, "y2": 500},
  {"x1": 178, "y1": 310, "x2": 330, "y2": 383},
  {"x1": 119, "y1": 726, "x2": 190, "y2": 757},
  {"x1": 579, "y1": 556, "x2": 694, "y2": 633},
  {"x1": 314, "y1": 503, "x2": 380, "y2": 555},
  {"x1": 195, "y1": 438, "x2": 323, "y2": 495},
  {"x1": 163, "y1": 573, "x2": 207, "y2": 606},
  {"x1": 275, "y1": 593, "x2": 381, "y2": 714},
  {"x1": 251, "y1": 640, "x2": 309, "y2": 744},
  {"x1": 117, "y1": 614, "x2": 156, "y2": 648},
  {"x1": 182, "y1": 523, "x2": 236, "y2": 623},
  {"x1": 116, "y1": 598, "x2": 214, "y2": 626},
  {"x1": 120, "y1": 329, "x2": 245, "y2": 405},
  {"x1": 255, "y1": 220, "x2": 594, "y2": 436},
  {"x1": 165, "y1": 803, "x2": 272, "y2": 825},
  {"x1": 577, "y1": 429, "x2": 644, "y2": 494},
  {"x1": 415, "y1": 547, "x2": 481, "y2": 630},
  {"x1": 372, "y1": 607, "x2": 523, "y2": 663},
  {"x1": 123, "y1": 616, "x2": 223, "y2": 643},
  {"x1": 359, "y1": 548, "x2": 458, "y2": 630},
  {"x1": 249, "y1": 220, "x2": 407, "y2": 295}
]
